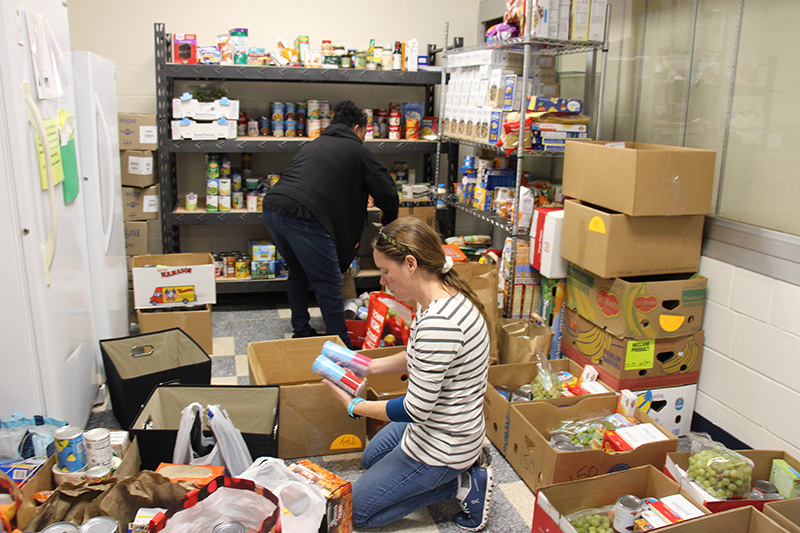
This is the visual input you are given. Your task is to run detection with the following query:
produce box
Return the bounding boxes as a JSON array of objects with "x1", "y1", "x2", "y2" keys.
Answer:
[
  {"x1": 136, "y1": 304, "x2": 213, "y2": 356},
  {"x1": 123, "y1": 185, "x2": 159, "y2": 221},
  {"x1": 532, "y1": 465, "x2": 709, "y2": 533},
  {"x1": 632, "y1": 384, "x2": 697, "y2": 436},
  {"x1": 124, "y1": 221, "x2": 148, "y2": 256},
  {"x1": 507, "y1": 394, "x2": 677, "y2": 491},
  {"x1": 566, "y1": 264, "x2": 707, "y2": 339},
  {"x1": 120, "y1": 150, "x2": 156, "y2": 188},
  {"x1": 484, "y1": 359, "x2": 615, "y2": 456},
  {"x1": 132, "y1": 253, "x2": 216, "y2": 309},
  {"x1": 664, "y1": 450, "x2": 800, "y2": 513},
  {"x1": 657, "y1": 506, "x2": 791, "y2": 532},
  {"x1": 248, "y1": 336, "x2": 366, "y2": 459},
  {"x1": 561, "y1": 199, "x2": 705, "y2": 278},
  {"x1": 171, "y1": 95, "x2": 240, "y2": 120},
  {"x1": 562, "y1": 309, "x2": 704, "y2": 390},
  {"x1": 170, "y1": 117, "x2": 238, "y2": 140},
  {"x1": 118, "y1": 113, "x2": 157, "y2": 151},
  {"x1": 562, "y1": 140, "x2": 716, "y2": 216},
  {"x1": 362, "y1": 346, "x2": 407, "y2": 440},
  {"x1": 764, "y1": 499, "x2": 800, "y2": 533}
]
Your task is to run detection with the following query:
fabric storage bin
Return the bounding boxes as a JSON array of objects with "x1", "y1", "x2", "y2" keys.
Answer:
[
  {"x1": 130, "y1": 384, "x2": 280, "y2": 470},
  {"x1": 100, "y1": 328, "x2": 212, "y2": 429}
]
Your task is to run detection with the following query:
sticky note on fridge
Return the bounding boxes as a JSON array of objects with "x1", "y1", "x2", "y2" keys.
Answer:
[
  {"x1": 59, "y1": 110, "x2": 79, "y2": 204},
  {"x1": 36, "y1": 117, "x2": 65, "y2": 190}
]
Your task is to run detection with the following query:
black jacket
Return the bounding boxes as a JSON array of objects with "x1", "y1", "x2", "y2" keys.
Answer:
[{"x1": 264, "y1": 123, "x2": 399, "y2": 272}]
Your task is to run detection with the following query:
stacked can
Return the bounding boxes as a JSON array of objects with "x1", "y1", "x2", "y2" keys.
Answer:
[
  {"x1": 245, "y1": 176, "x2": 259, "y2": 212},
  {"x1": 364, "y1": 109, "x2": 374, "y2": 140},
  {"x1": 235, "y1": 254, "x2": 251, "y2": 278},
  {"x1": 221, "y1": 252, "x2": 236, "y2": 278},
  {"x1": 389, "y1": 109, "x2": 402, "y2": 139},
  {"x1": 320, "y1": 100, "x2": 331, "y2": 133},
  {"x1": 296, "y1": 102, "x2": 307, "y2": 137},
  {"x1": 247, "y1": 119, "x2": 258, "y2": 137},
  {"x1": 285, "y1": 102, "x2": 297, "y2": 137},
  {"x1": 53, "y1": 426, "x2": 87, "y2": 473},
  {"x1": 237, "y1": 112, "x2": 248, "y2": 137},
  {"x1": 218, "y1": 175, "x2": 231, "y2": 212},
  {"x1": 231, "y1": 168, "x2": 243, "y2": 210},
  {"x1": 271, "y1": 102, "x2": 285, "y2": 138},
  {"x1": 258, "y1": 116, "x2": 270, "y2": 136},
  {"x1": 206, "y1": 154, "x2": 220, "y2": 212},
  {"x1": 376, "y1": 110, "x2": 388, "y2": 138}
]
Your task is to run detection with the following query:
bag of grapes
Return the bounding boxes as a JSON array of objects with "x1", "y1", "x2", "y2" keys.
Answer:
[
  {"x1": 530, "y1": 352, "x2": 561, "y2": 401},
  {"x1": 548, "y1": 411, "x2": 611, "y2": 451},
  {"x1": 565, "y1": 505, "x2": 615, "y2": 533},
  {"x1": 686, "y1": 433, "x2": 754, "y2": 499}
]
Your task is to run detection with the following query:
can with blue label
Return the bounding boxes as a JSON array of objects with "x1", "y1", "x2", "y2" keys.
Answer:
[{"x1": 53, "y1": 425, "x2": 86, "y2": 473}]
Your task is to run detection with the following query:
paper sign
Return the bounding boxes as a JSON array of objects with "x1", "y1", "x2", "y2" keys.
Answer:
[
  {"x1": 36, "y1": 117, "x2": 64, "y2": 189},
  {"x1": 625, "y1": 339, "x2": 655, "y2": 370},
  {"x1": 26, "y1": 8, "x2": 60, "y2": 100},
  {"x1": 143, "y1": 195, "x2": 159, "y2": 213},
  {"x1": 59, "y1": 110, "x2": 79, "y2": 203}
]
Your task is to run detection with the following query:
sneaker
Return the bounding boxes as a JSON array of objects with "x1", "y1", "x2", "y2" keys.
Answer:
[{"x1": 454, "y1": 464, "x2": 494, "y2": 531}]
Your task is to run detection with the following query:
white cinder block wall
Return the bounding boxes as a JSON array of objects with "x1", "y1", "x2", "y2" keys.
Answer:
[{"x1": 698, "y1": 256, "x2": 800, "y2": 457}]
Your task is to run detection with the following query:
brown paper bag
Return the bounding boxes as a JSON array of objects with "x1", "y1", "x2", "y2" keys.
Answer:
[
  {"x1": 453, "y1": 262, "x2": 501, "y2": 364},
  {"x1": 498, "y1": 315, "x2": 554, "y2": 365}
]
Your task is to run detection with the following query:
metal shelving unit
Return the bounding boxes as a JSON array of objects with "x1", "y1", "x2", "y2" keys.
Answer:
[{"x1": 154, "y1": 23, "x2": 456, "y2": 293}]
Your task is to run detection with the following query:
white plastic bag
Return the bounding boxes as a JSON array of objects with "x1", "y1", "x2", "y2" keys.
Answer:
[
  {"x1": 172, "y1": 402, "x2": 223, "y2": 468},
  {"x1": 239, "y1": 457, "x2": 326, "y2": 532},
  {"x1": 207, "y1": 404, "x2": 252, "y2": 476},
  {"x1": 160, "y1": 486, "x2": 277, "y2": 533},
  {"x1": 172, "y1": 403, "x2": 253, "y2": 475}
]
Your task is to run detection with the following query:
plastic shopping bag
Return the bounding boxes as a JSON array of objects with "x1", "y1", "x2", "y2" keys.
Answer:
[
  {"x1": 172, "y1": 403, "x2": 223, "y2": 468},
  {"x1": 207, "y1": 405, "x2": 252, "y2": 477},
  {"x1": 239, "y1": 457, "x2": 325, "y2": 532},
  {"x1": 362, "y1": 291, "x2": 414, "y2": 349}
]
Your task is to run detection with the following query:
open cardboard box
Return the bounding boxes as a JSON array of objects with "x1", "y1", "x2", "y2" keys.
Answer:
[
  {"x1": 361, "y1": 346, "x2": 408, "y2": 440},
  {"x1": 507, "y1": 394, "x2": 678, "y2": 492},
  {"x1": 658, "y1": 506, "x2": 791, "y2": 532},
  {"x1": 137, "y1": 304, "x2": 213, "y2": 355},
  {"x1": 632, "y1": 383, "x2": 697, "y2": 436},
  {"x1": 532, "y1": 465, "x2": 709, "y2": 533},
  {"x1": 764, "y1": 499, "x2": 800, "y2": 533},
  {"x1": 561, "y1": 309, "x2": 704, "y2": 390},
  {"x1": 565, "y1": 264, "x2": 707, "y2": 340},
  {"x1": 484, "y1": 359, "x2": 616, "y2": 456},
  {"x1": 664, "y1": 449, "x2": 800, "y2": 513}
]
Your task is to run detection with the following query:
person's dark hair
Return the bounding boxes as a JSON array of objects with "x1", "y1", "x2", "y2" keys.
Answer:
[
  {"x1": 331, "y1": 100, "x2": 368, "y2": 128},
  {"x1": 373, "y1": 217, "x2": 489, "y2": 324}
]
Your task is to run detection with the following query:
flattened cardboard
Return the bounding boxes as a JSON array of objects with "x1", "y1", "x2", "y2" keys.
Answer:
[
  {"x1": 658, "y1": 506, "x2": 790, "y2": 532},
  {"x1": 136, "y1": 304, "x2": 213, "y2": 356},
  {"x1": 562, "y1": 140, "x2": 716, "y2": 216},
  {"x1": 664, "y1": 450, "x2": 800, "y2": 513},
  {"x1": 506, "y1": 394, "x2": 677, "y2": 491},
  {"x1": 562, "y1": 309, "x2": 704, "y2": 390},
  {"x1": 764, "y1": 499, "x2": 800, "y2": 533},
  {"x1": 561, "y1": 199, "x2": 704, "y2": 278},
  {"x1": 532, "y1": 465, "x2": 709, "y2": 533},
  {"x1": 566, "y1": 264, "x2": 707, "y2": 339},
  {"x1": 484, "y1": 359, "x2": 615, "y2": 455},
  {"x1": 132, "y1": 253, "x2": 216, "y2": 309}
]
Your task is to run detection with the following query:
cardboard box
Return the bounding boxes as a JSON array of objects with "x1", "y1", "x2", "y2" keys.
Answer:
[
  {"x1": 173, "y1": 33, "x2": 197, "y2": 64},
  {"x1": 362, "y1": 346, "x2": 408, "y2": 439},
  {"x1": 132, "y1": 253, "x2": 216, "y2": 309},
  {"x1": 561, "y1": 199, "x2": 705, "y2": 278},
  {"x1": 764, "y1": 499, "x2": 800, "y2": 533},
  {"x1": 532, "y1": 465, "x2": 709, "y2": 533},
  {"x1": 506, "y1": 394, "x2": 677, "y2": 491},
  {"x1": 125, "y1": 221, "x2": 148, "y2": 256},
  {"x1": 484, "y1": 359, "x2": 615, "y2": 455},
  {"x1": 171, "y1": 118, "x2": 238, "y2": 140},
  {"x1": 540, "y1": 276, "x2": 566, "y2": 359},
  {"x1": 532, "y1": 207, "x2": 568, "y2": 279},
  {"x1": 290, "y1": 460, "x2": 352, "y2": 533},
  {"x1": 172, "y1": 96, "x2": 239, "y2": 120},
  {"x1": 123, "y1": 185, "x2": 159, "y2": 221},
  {"x1": 118, "y1": 113, "x2": 158, "y2": 151},
  {"x1": 563, "y1": 141, "x2": 716, "y2": 216},
  {"x1": 562, "y1": 309, "x2": 704, "y2": 390},
  {"x1": 121, "y1": 150, "x2": 156, "y2": 188},
  {"x1": 665, "y1": 450, "x2": 800, "y2": 513},
  {"x1": 566, "y1": 264, "x2": 707, "y2": 339},
  {"x1": 137, "y1": 304, "x2": 213, "y2": 355},
  {"x1": 16, "y1": 438, "x2": 141, "y2": 529},
  {"x1": 659, "y1": 506, "x2": 791, "y2": 532},
  {"x1": 633, "y1": 384, "x2": 697, "y2": 436},
  {"x1": 398, "y1": 202, "x2": 435, "y2": 229},
  {"x1": 248, "y1": 336, "x2": 367, "y2": 459}
]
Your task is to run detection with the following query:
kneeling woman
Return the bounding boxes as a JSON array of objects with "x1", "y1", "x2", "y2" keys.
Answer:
[{"x1": 322, "y1": 217, "x2": 493, "y2": 531}]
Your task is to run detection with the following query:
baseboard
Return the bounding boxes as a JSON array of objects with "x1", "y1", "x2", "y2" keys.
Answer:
[{"x1": 690, "y1": 412, "x2": 752, "y2": 450}]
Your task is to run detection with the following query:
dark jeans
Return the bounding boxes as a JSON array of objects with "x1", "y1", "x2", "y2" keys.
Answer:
[{"x1": 262, "y1": 208, "x2": 354, "y2": 349}]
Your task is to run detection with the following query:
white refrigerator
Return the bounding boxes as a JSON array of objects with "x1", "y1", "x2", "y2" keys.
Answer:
[
  {"x1": 0, "y1": 0, "x2": 101, "y2": 427},
  {"x1": 73, "y1": 51, "x2": 128, "y2": 343}
]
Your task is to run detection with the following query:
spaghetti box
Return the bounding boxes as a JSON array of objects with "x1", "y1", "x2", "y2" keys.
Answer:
[
  {"x1": 121, "y1": 150, "x2": 156, "y2": 188},
  {"x1": 132, "y1": 253, "x2": 216, "y2": 309},
  {"x1": 532, "y1": 465, "x2": 709, "y2": 533},
  {"x1": 506, "y1": 395, "x2": 677, "y2": 492},
  {"x1": 172, "y1": 33, "x2": 197, "y2": 64},
  {"x1": 527, "y1": 96, "x2": 583, "y2": 113},
  {"x1": 664, "y1": 449, "x2": 800, "y2": 513},
  {"x1": 118, "y1": 113, "x2": 158, "y2": 151},
  {"x1": 562, "y1": 140, "x2": 716, "y2": 216},
  {"x1": 289, "y1": 460, "x2": 352, "y2": 533},
  {"x1": 562, "y1": 309, "x2": 704, "y2": 390},
  {"x1": 565, "y1": 264, "x2": 708, "y2": 339},
  {"x1": 764, "y1": 499, "x2": 800, "y2": 533},
  {"x1": 561, "y1": 199, "x2": 705, "y2": 278},
  {"x1": 123, "y1": 185, "x2": 159, "y2": 221}
]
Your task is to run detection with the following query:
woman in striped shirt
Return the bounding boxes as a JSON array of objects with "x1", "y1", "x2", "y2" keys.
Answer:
[{"x1": 322, "y1": 216, "x2": 494, "y2": 531}]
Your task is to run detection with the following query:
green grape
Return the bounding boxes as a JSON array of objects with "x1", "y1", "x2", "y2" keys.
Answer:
[
  {"x1": 685, "y1": 448, "x2": 753, "y2": 499},
  {"x1": 531, "y1": 373, "x2": 561, "y2": 400},
  {"x1": 570, "y1": 513, "x2": 612, "y2": 533}
]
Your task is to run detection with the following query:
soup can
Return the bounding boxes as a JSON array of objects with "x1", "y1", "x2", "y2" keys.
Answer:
[
  {"x1": 80, "y1": 516, "x2": 119, "y2": 533},
  {"x1": 232, "y1": 191, "x2": 244, "y2": 210},
  {"x1": 271, "y1": 101, "x2": 284, "y2": 121},
  {"x1": 83, "y1": 428, "x2": 113, "y2": 468},
  {"x1": 272, "y1": 119, "x2": 284, "y2": 138},
  {"x1": 53, "y1": 425, "x2": 86, "y2": 473},
  {"x1": 247, "y1": 119, "x2": 259, "y2": 136},
  {"x1": 285, "y1": 119, "x2": 297, "y2": 137},
  {"x1": 246, "y1": 193, "x2": 259, "y2": 212},
  {"x1": 41, "y1": 522, "x2": 80, "y2": 533},
  {"x1": 205, "y1": 194, "x2": 219, "y2": 212},
  {"x1": 320, "y1": 118, "x2": 330, "y2": 132},
  {"x1": 285, "y1": 102, "x2": 296, "y2": 120},
  {"x1": 84, "y1": 464, "x2": 112, "y2": 483},
  {"x1": 307, "y1": 100, "x2": 320, "y2": 120},
  {"x1": 308, "y1": 119, "x2": 321, "y2": 139},
  {"x1": 218, "y1": 194, "x2": 231, "y2": 212},
  {"x1": 320, "y1": 100, "x2": 330, "y2": 119},
  {"x1": 258, "y1": 116, "x2": 270, "y2": 136},
  {"x1": 296, "y1": 102, "x2": 307, "y2": 121},
  {"x1": 613, "y1": 495, "x2": 643, "y2": 532}
]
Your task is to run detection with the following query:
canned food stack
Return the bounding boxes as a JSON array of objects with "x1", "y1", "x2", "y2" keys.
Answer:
[{"x1": 51, "y1": 426, "x2": 127, "y2": 486}]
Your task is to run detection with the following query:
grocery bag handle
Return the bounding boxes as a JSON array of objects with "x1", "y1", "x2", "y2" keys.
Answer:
[{"x1": 130, "y1": 344, "x2": 155, "y2": 357}]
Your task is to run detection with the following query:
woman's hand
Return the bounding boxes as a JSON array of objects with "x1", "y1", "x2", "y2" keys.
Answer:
[{"x1": 322, "y1": 378, "x2": 355, "y2": 409}]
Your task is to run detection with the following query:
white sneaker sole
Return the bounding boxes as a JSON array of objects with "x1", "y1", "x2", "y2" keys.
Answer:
[{"x1": 457, "y1": 467, "x2": 494, "y2": 532}]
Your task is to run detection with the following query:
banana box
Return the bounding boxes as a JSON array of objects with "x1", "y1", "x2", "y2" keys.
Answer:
[
  {"x1": 561, "y1": 309, "x2": 704, "y2": 390},
  {"x1": 566, "y1": 264, "x2": 707, "y2": 339},
  {"x1": 632, "y1": 384, "x2": 697, "y2": 436}
]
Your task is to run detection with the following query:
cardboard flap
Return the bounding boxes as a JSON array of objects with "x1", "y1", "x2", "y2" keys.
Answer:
[
  {"x1": 100, "y1": 328, "x2": 209, "y2": 379},
  {"x1": 248, "y1": 336, "x2": 344, "y2": 385}
]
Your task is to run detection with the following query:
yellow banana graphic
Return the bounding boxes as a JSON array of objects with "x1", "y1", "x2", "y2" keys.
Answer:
[
  {"x1": 661, "y1": 335, "x2": 699, "y2": 374},
  {"x1": 623, "y1": 284, "x2": 658, "y2": 338},
  {"x1": 572, "y1": 323, "x2": 605, "y2": 364},
  {"x1": 566, "y1": 281, "x2": 598, "y2": 321}
]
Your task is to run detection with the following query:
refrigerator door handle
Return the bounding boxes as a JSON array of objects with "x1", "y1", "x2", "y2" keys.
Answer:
[
  {"x1": 24, "y1": 81, "x2": 58, "y2": 286},
  {"x1": 94, "y1": 94, "x2": 115, "y2": 254}
]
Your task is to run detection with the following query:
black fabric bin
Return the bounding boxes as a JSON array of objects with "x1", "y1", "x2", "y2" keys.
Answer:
[
  {"x1": 129, "y1": 383, "x2": 280, "y2": 470},
  {"x1": 100, "y1": 328, "x2": 212, "y2": 429}
]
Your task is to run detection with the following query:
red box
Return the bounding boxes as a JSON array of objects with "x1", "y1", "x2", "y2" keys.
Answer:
[
  {"x1": 346, "y1": 320, "x2": 367, "y2": 348},
  {"x1": 173, "y1": 34, "x2": 197, "y2": 64}
]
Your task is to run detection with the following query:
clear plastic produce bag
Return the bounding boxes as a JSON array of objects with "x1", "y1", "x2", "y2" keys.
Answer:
[
  {"x1": 565, "y1": 505, "x2": 615, "y2": 533},
  {"x1": 685, "y1": 433, "x2": 754, "y2": 499},
  {"x1": 530, "y1": 353, "x2": 561, "y2": 400},
  {"x1": 548, "y1": 411, "x2": 611, "y2": 451}
]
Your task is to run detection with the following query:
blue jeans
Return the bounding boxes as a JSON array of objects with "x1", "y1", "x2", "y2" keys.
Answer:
[
  {"x1": 353, "y1": 422, "x2": 466, "y2": 529},
  {"x1": 262, "y1": 209, "x2": 354, "y2": 349}
]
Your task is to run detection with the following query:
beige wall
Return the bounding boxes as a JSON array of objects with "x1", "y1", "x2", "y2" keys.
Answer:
[{"x1": 67, "y1": 0, "x2": 482, "y2": 114}]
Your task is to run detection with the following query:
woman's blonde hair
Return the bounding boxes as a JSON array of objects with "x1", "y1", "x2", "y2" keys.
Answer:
[{"x1": 373, "y1": 217, "x2": 488, "y2": 322}]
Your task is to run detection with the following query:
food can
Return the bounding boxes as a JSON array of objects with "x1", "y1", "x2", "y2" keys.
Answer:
[
  {"x1": 207, "y1": 156, "x2": 220, "y2": 180},
  {"x1": 494, "y1": 385, "x2": 512, "y2": 400},
  {"x1": 751, "y1": 480, "x2": 781, "y2": 499},
  {"x1": 41, "y1": 522, "x2": 80, "y2": 533},
  {"x1": 185, "y1": 192, "x2": 198, "y2": 211},
  {"x1": 53, "y1": 425, "x2": 86, "y2": 472},
  {"x1": 344, "y1": 298, "x2": 361, "y2": 319},
  {"x1": 80, "y1": 516, "x2": 119, "y2": 533},
  {"x1": 212, "y1": 522, "x2": 247, "y2": 533},
  {"x1": 285, "y1": 102, "x2": 296, "y2": 120},
  {"x1": 224, "y1": 254, "x2": 236, "y2": 278},
  {"x1": 308, "y1": 119, "x2": 321, "y2": 139},
  {"x1": 218, "y1": 194, "x2": 231, "y2": 212},
  {"x1": 405, "y1": 118, "x2": 419, "y2": 140},
  {"x1": 613, "y1": 494, "x2": 643, "y2": 532},
  {"x1": 246, "y1": 193, "x2": 259, "y2": 212},
  {"x1": 307, "y1": 100, "x2": 320, "y2": 120},
  {"x1": 237, "y1": 112, "x2": 247, "y2": 137},
  {"x1": 257, "y1": 193, "x2": 266, "y2": 211},
  {"x1": 297, "y1": 119, "x2": 306, "y2": 137},
  {"x1": 268, "y1": 174, "x2": 280, "y2": 187},
  {"x1": 84, "y1": 464, "x2": 112, "y2": 483},
  {"x1": 232, "y1": 191, "x2": 244, "y2": 210},
  {"x1": 245, "y1": 177, "x2": 259, "y2": 190},
  {"x1": 83, "y1": 428, "x2": 113, "y2": 468},
  {"x1": 296, "y1": 102, "x2": 307, "y2": 121},
  {"x1": 271, "y1": 101, "x2": 284, "y2": 121},
  {"x1": 272, "y1": 119, "x2": 284, "y2": 138},
  {"x1": 206, "y1": 178, "x2": 219, "y2": 196},
  {"x1": 319, "y1": 100, "x2": 330, "y2": 119},
  {"x1": 205, "y1": 194, "x2": 219, "y2": 212},
  {"x1": 285, "y1": 119, "x2": 297, "y2": 137},
  {"x1": 389, "y1": 109, "x2": 401, "y2": 126},
  {"x1": 52, "y1": 463, "x2": 85, "y2": 485},
  {"x1": 231, "y1": 172, "x2": 243, "y2": 191},
  {"x1": 389, "y1": 125, "x2": 401, "y2": 140},
  {"x1": 320, "y1": 118, "x2": 330, "y2": 132},
  {"x1": 213, "y1": 253, "x2": 222, "y2": 277},
  {"x1": 258, "y1": 116, "x2": 270, "y2": 136},
  {"x1": 219, "y1": 178, "x2": 231, "y2": 196},
  {"x1": 235, "y1": 256, "x2": 250, "y2": 278},
  {"x1": 356, "y1": 306, "x2": 369, "y2": 321}
]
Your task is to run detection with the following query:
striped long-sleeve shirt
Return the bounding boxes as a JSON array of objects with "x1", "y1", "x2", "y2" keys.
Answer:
[{"x1": 400, "y1": 292, "x2": 490, "y2": 469}]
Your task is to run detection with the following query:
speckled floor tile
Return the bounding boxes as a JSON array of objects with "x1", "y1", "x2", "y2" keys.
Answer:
[
  {"x1": 211, "y1": 376, "x2": 238, "y2": 385},
  {"x1": 211, "y1": 355, "x2": 235, "y2": 378},
  {"x1": 212, "y1": 336, "x2": 235, "y2": 356}
]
